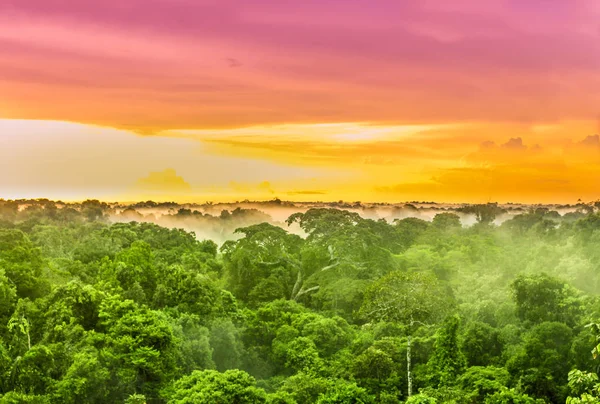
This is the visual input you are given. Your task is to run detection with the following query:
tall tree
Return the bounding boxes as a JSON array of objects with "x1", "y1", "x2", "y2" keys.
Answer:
[
  {"x1": 359, "y1": 271, "x2": 453, "y2": 398},
  {"x1": 426, "y1": 315, "x2": 467, "y2": 387}
]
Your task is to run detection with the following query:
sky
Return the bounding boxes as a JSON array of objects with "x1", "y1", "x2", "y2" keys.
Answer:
[{"x1": 1, "y1": 0, "x2": 599, "y2": 203}]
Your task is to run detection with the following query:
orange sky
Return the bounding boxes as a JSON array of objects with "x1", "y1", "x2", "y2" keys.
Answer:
[{"x1": 1, "y1": 0, "x2": 599, "y2": 203}]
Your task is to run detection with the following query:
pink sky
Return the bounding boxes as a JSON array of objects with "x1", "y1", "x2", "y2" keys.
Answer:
[{"x1": 1, "y1": 0, "x2": 598, "y2": 131}]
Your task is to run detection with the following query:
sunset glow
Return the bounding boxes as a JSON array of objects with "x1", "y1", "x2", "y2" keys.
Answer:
[{"x1": 1, "y1": 0, "x2": 599, "y2": 203}]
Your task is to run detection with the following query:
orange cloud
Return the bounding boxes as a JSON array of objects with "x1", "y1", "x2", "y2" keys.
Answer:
[
  {"x1": 2, "y1": 118, "x2": 600, "y2": 204},
  {"x1": 376, "y1": 132, "x2": 600, "y2": 203},
  {"x1": 135, "y1": 169, "x2": 191, "y2": 193},
  {"x1": 229, "y1": 181, "x2": 275, "y2": 195},
  {"x1": 286, "y1": 190, "x2": 328, "y2": 196}
]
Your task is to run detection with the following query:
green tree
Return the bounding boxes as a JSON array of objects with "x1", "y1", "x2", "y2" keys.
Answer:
[
  {"x1": 566, "y1": 323, "x2": 600, "y2": 403},
  {"x1": 431, "y1": 213, "x2": 461, "y2": 230},
  {"x1": 284, "y1": 337, "x2": 324, "y2": 374},
  {"x1": 507, "y1": 322, "x2": 573, "y2": 402},
  {"x1": 165, "y1": 369, "x2": 267, "y2": 404},
  {"x1": 280, "y1": 372, "x2": 333, "y2": 403},
  {"x1": 97, "y1": 296, "x2": 178, "y2": 401},
  {"x1": 511, "y1": 273, "x2": 582, "y2": 327},
  {"x1": 457, "y1": 366, "x2": 512, "y2": 402},
  {"x1": 316, "y1": 380, "x2": 374, "y2": 403},
  {"x1": 426, "y1": 316, "x2": 466, "y2": 387},
  {"x1": 0, "y1": 229, "x2": 48, "y2": 299},
  {"x1": 457, "y1": 203, "x2": 506, "y2": 225},
  {"x1": 52, "y1": 350, "x2": 111, "y2": 404},
  {"x1": 353, "y1": 347, "x2": 396, "y2": 400},
  {"x1": 360, "y1": 271, "x2": 453, "y2": 398},
  {"x1": 221, "y1": 223, "x2": 302, "y2": 303},
  {"x1": 209, "y1": 318, "x2": 244, "y2": 371},
  {"x1": 461, "y1": 322, "x2": 504, "y2": 367},
  {"x1": 0, "y1": 269, "x2": 17, "y2": 322},
  {"x1": 567, "y1": 370, "x2": 600, "y2": 403},
  {"x1": 393, "y1": 218, "x2": 430, "y2": 252}
]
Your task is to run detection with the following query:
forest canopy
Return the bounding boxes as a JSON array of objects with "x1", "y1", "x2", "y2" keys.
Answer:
[{"x1": 1, "y1": 199, "x2": 600, "y2": 403}]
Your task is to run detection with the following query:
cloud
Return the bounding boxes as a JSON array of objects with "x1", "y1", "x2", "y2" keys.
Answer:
[
  {"x1": 374, "y1": 164, "x2": 583, "y2": 204},
  {"x1": 135, "y1": 169, "x2": 192, "y2": 193},
  {"x1": 466, "y1": 136, "x2": 546, "y2": 167},
  {"x1": 286, "y1": 190, "x2": 327, "y2": 195},
  {"x1": 225, "y1": 58, "x2": 242, "y2": 68},
  {"x1": 563, "y1": 134, "x2": 600, "y2": 161},
  {"x1": 501, "y1": 137, "x2": 527, "y2": 150},
  {"x1": 477, "y1": 137, "x2": 538, "y2": 152},
  {"x1": 375, "y1": 130, "x2": 600, "y2": 203},
  {"x1": 480, "y1": 140, "x2": 496, "y2": 149},
  {"x1": 229, "y1": 181, "x2": 275, "y2": 194},
  {"x1": 175, "y1": 123, "x2": 462, "y2": 168},
  {"x1": 578, "y1": 134, "x2": 600, "y2": 147},
  {"x1": 0, "y1": 1, "x2": 599, "y2": 130},
  {"x1": 3, "y1": 117, "x2": 600, "y2": 203}
]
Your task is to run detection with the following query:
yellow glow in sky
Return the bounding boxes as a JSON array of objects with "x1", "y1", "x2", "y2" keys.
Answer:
[{"x1": 1, "y1": 118, "x2": 599, "y2": 203}]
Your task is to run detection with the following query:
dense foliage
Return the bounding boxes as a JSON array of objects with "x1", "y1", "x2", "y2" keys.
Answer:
[{"x1": 1, "y1": 199, "x2": 600, "y2": 403}]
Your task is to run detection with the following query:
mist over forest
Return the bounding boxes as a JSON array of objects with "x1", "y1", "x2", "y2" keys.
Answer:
[
  {"x1": 2, "y1": 198, "x2": 600, "y2": 403},
  {"x1": 21, "y1": 198, "x2": 596, "y2": 244}
]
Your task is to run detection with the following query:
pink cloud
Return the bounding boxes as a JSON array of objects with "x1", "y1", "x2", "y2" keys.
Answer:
[{"x1": 1, "y1": 0, "x2": 598, "y2": 129}]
